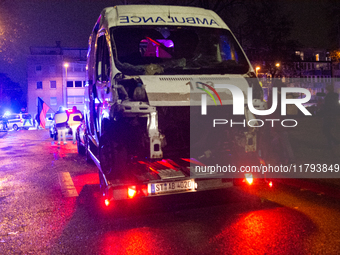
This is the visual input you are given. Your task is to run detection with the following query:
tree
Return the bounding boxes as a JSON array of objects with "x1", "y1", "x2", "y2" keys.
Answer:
[
  {"x1": 240, "y1": 0, "x2": 301, "y2": 77},
  {"x1": 0, "y1": 1, "x2": 27, "y2": 64},
  {"x1": 326, "y1": 0, "x2": 340, "y2": 49},
  {"x1": 0, "y1": 73, "x2": 23, "y2": 114}
]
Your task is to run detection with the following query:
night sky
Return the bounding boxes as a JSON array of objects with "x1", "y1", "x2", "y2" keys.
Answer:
[{"x1": 0, "y1": 0, "x2": 335, "y2": 90}]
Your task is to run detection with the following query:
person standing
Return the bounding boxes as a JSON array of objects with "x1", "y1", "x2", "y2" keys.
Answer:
[
  {"x1": 68, "y1": 106, "x2": 83, "y2": 144},
  {"x1": 54, "y1": 106, "x2": 69, "y2": 145},
  {"x1": 322, "y1": 85, "x2": 340, "y2": 150}
]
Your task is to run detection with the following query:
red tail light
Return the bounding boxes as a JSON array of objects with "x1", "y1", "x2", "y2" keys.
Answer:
[
  {"x1": 104, "y1": 199, "x2": 110, "y2": 207},
  {"x1": 268, "y1": 181, "x2": 273, "y2": 188},
  {"x1": 128, "y1": 186, "x2": 137, "y2": 199}
]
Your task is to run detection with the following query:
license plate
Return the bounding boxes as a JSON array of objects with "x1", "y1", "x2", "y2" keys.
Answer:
[{"x1": 148, "y1": 179, "x2": 195, "y2": 195}]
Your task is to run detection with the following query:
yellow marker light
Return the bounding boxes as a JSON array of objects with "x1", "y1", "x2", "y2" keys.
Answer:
[{"x1": 245, "y1": 173, "x2": 253, "y2": 185}]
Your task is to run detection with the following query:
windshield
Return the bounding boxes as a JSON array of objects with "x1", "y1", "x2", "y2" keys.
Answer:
[{"x1": 111, "y1": 26, "x2": 249, "y2": 75}]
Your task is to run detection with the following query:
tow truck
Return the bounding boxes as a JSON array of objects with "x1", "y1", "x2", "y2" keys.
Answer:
[{"x1": 77, "y1": 5, "x2": 272, "y2": 208}]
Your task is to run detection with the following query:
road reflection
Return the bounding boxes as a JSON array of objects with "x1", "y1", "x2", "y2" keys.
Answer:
[
  {"x1": 50, "y1": 183, "x2": 316, "y2": 255},
  {"x1": 209, "y1": 207, "x2": 314, "y2": 254}
]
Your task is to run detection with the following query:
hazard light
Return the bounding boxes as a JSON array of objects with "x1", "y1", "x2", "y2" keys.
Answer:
[
  {"x1": 268, "y1": 181, "x2": 273, "y2": 188},
  {"x1": 245, "y1": 173, "x2": 253, "y2": 185},
  {"x1": 128, "y1": 186, "x2": 137, "y2": 199}
]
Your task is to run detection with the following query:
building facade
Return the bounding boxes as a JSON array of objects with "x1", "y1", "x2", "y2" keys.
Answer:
[{"x1": 27, "y1": 42, "x2": 87, "y2": 117}]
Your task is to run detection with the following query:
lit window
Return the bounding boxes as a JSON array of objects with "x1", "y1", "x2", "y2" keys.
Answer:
[
  {"x1": 74, "y1": 96, "x2": 84, "y2": 104},
  {"x1": 67, "y1": 81, "x2": 73, "y2": 87},
  {"x1": 316, "y1": 54, "x2": 319, "y2": 61},
  {"x1": 67, "y1": 96, "x2": 84, "y2": 104},
  {"x1": 67, "y1": 96, "x2": 74, "y2": 105},
  {"x1": 37, "y1": 81, "x2": 43, "y2": 89},
  {"x1": 50, "y1": 97, "x2": 57, "y2": 105},
  {"x1": 50, "y1": 81, "x2": 56, "y2": 89}
]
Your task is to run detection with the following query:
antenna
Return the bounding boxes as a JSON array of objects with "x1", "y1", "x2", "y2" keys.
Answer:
[{"x1": 168, "y1": 7, "x2": 171, "y2": 19}]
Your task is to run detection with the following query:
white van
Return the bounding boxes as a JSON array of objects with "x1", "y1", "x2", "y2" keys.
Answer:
[{"x1": 3, "y1": 113, "x2": 33, "y2": 131}]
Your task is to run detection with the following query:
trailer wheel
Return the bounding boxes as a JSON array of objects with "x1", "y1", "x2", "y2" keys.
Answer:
[
  {"x1": 84, "y1": 134, "x2": 92, "y2": 163},
  {"x1": 99, "y1": 135, "x2": 127, "y2": 180},
  {"x1": 76, "y1": 132, "x2": 86, "y2": 155}
]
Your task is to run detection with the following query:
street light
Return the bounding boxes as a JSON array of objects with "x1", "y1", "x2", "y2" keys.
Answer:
[
  {"x1": 63, "y1": 63, "x2": 69, "y2": 108},
  {"x1": 64, "y1": 63, "x2": 69, "y2": 77},
  {"x1": 276, "y1": 63, "x2": 280, "y2": 67},
  {"x1": 255, "y1": 66, "x2": 260, "y2": 76}
]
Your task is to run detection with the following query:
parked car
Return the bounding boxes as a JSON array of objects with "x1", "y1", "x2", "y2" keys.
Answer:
[{"x1": 2, "y1": 113, "x2": 33, "y2": 131}]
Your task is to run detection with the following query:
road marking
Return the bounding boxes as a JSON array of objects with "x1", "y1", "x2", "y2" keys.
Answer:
[{"x1": 58, "y1": 172, "x2": 78, "y2": 197}]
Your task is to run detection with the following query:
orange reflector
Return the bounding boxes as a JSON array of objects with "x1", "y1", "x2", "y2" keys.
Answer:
[
  {"x1": 128, "y1": 187, "x2": 137, "y2": 199},
  {"x1": 245, "y1": 173, "x2": 253, "y2": 185},
  {"x1": 104, "y1": 199, "x2": 110, "y2": 207},
  {"x1": 268, "y1": 181, "x2": 273, "y2": 188}
]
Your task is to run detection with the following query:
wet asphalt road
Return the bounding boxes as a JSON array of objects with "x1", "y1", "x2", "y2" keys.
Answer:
[{"x1": 1, "y1": 129, "x2": 340, "y2": 254}]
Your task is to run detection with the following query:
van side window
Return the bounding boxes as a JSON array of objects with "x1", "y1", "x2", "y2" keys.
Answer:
[{"x1": 96, "y1": 35, "x2": 110, "y2": 83}]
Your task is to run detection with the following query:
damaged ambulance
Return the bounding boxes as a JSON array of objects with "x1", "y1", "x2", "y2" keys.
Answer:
[{"x1": 78, "y1": 5, "x2": 268, "y2": 206}]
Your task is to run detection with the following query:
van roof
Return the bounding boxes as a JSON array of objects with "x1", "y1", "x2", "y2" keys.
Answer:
[{"x1": 98, "y1": 5, "x2": 229, "y2": 30}]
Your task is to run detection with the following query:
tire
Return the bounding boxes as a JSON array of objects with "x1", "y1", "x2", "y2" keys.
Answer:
[
  {"x1": 84, "y1": 134, "x2": 92, "y2": 163},
  {"x1": 99, "y1": 135, "x2": 128, "y2": 180},
  {"x1": 13, "y1": 124, "x2": 18, "y2": 131}
]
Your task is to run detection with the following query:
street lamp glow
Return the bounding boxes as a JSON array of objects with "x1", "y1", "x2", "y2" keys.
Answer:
[
  {"x1": 255, "y1": 66, "x2": 260, "y2": 76},
  {"x1": 64, "y1": 63, "x2": 69, "y2": 68},
  {"x1": 276, "y1": 63, "x2": 280, "y2": 67}
]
